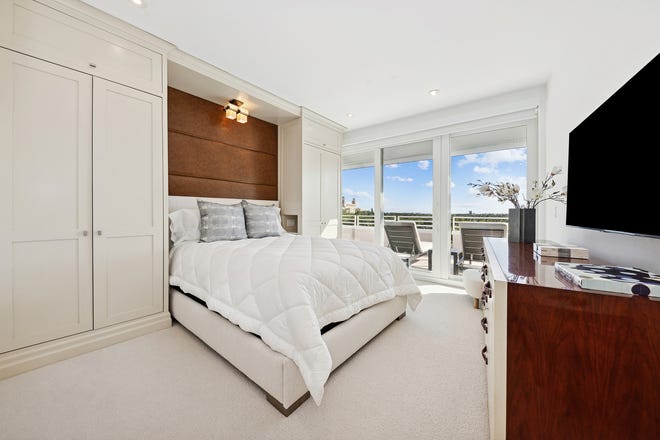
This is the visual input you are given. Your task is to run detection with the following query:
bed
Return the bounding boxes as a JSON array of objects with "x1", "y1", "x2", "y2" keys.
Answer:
[{"x1": 168, "y1": 196, "x2": 421, "y2": 415}]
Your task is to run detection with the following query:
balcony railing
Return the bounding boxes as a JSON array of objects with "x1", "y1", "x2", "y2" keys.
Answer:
[{"x1": 341, "y1": 214, "x2": 509, "y2": 230}]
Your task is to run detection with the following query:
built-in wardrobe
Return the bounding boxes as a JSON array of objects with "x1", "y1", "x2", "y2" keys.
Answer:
[{"x1": 0, "y1": 0, "x2": 171, "y2": 378}]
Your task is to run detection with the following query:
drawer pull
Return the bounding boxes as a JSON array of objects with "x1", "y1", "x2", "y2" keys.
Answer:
[
  {"x1": 481, "y1": 317, "x2": 488, "y2": 334},
  {"x1": 481, "y1": 345, "x2": 488, "y2": 365},
  {"x1": 89, "y1": 62, "x2": 97, "y2": 68}
]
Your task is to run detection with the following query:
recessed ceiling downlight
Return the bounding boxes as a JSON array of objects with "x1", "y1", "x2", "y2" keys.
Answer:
[
  {"x1": 346, "y1": 113, "x2": 354, "y2": 118},
  {"x1": 428, "y1": 89, "x2": 440, "y2": 96},
  {"x1": 130, "y1": 0, "x2": 147, "y2": 8}
]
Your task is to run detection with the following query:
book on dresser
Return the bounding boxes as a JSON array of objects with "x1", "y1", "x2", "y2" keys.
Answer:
[
  {"x1": 554, "y1": 262, "x2": 660, "y2": 298},
  {"x1": 533, "y1": 240, "x2": 589, "y2": 259}
]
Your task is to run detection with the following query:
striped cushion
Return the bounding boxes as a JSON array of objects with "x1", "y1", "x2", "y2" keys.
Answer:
[
  {"x1": 241, "y1": 200, "x2": 282, "y2": 238},
  {"x1": 197, "y1": 200, "x2": 247, "y2": 242}
]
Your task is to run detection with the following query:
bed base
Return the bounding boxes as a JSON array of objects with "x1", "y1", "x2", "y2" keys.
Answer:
[{"x1": 169, "y1": 288, "x2": 407, "y2": 416}]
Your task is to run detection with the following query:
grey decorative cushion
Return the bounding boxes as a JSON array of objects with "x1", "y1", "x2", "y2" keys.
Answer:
[
  {"x1": 241, "y1": 200, "x2": 282, "y2": 238},
  {"x1": 197, "y1": 200, "x2": 247, "y2": 242}
]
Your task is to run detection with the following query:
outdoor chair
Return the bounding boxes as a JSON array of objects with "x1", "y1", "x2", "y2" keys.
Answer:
[
  {"x1": 384, "y1": 221, "x2": 432, "y2": 270},
  {"x1": 457, "y1": 221, "x2": 508, "y2": 265}
]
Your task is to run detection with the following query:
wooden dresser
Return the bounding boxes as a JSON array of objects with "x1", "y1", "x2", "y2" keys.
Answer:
[{"x1": 481, "y1": 238, "x2": 660, "y2": 440}]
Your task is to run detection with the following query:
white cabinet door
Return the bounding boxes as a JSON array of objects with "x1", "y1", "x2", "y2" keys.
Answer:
[
  {"x1": 92, "y1": 78, "x2": 163, "y2": 329},
  {"x1": 0, "y1": 0, "x2": 163, "y2": 96},
  {"x1": 321, "y1": 152, "x2": 340, "y2": 238},
  {"x1": 0, "y1": 49, "x2": 93, "y2": 353},
  {"x1": 301, "y1": 144, "x2": 322, "y2": 236},
  {"x1": 303, "y1": 119, "x2": 341, "y2": 153}
]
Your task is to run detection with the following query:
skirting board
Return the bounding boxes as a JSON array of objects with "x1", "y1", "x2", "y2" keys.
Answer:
[{"x1": 0, "y1": 312, "x2": 172, "y2": 380}]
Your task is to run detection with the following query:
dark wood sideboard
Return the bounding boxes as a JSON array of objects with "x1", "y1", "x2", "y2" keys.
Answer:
[{"x1": 481, "y1": 237, "x2": 660, "y2": 440}]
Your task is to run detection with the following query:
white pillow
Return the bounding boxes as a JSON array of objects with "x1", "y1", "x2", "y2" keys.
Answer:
[
  {"x1": 273, "y1": 206, "x2": 288, "y2": 235},
  {"x1": 169, "y1": 208, "x2": 201, "y2": 245}
]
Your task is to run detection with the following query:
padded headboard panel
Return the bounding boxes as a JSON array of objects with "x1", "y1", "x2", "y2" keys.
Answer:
[
  {"x1": 168, "y1": 196, "x2": 279, "y2": 214},
  {"x1": 167, "y1": 87, "x2": 278, "y2": 200}
]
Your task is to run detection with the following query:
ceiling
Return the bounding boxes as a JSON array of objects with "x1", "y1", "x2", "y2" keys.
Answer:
[{"x1": 79, "y1": 0, "x2": 619, "y2": 130}]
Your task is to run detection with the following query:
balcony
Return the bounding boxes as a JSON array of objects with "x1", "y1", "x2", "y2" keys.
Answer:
[{"x1": 341, "y1": 214, "x2": 509, "y2": 273}]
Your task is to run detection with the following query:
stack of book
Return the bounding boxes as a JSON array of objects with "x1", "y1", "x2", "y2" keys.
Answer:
[
  {"x1": 554, "y1": 262, "x2": 660, "y2": 298},
  {"x1": 533, "y1": 240, "x2": 589, "y2": 260}
]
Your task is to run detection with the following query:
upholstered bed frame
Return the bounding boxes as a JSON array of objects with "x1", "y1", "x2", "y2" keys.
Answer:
[{"x1": 168, "y1": 196, "x2": 407, "y2": 415}]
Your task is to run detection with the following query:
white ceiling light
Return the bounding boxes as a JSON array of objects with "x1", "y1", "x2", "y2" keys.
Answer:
[
  {"x1": 226, "y1": 99, "x2": 249, "y2": 124},
  {"x1": 428, "y1": 89, "x2": 440, "y2": 96},
  {"x1": 130, "y1": 0, "x2": 147, "y2": 8}
]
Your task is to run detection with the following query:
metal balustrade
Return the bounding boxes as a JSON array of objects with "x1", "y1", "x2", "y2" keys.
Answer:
[{"x1": 341, "y1": 214, "x2": 509, "y2": 230}]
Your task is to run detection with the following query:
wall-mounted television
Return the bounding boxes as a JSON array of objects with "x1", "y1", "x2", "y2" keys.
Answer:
[{"x1": 566, "y1": 52, "x2": 660, "y2": 238}]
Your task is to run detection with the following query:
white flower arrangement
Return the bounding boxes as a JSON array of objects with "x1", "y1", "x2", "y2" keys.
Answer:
[{"x1": 469, "y1": 166, "x2": 567, "y2": 209}]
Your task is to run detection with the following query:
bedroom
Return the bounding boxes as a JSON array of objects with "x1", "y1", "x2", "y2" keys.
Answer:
[{"x1": 0, "y1": 0, "x2": 659, "y2": 439}]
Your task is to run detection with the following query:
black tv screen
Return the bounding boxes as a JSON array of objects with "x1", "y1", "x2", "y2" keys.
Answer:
[{"x1": 566, "y1": 53, "x2": 660, "y2": 238}]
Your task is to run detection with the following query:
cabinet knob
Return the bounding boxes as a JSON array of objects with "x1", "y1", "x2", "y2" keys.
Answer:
[
  {"x1": 97, "y1": 230, "x2": 102, "y2": 236},
  {"x1": 80, "y1": 230, "x2": 88, "y2": 237}
]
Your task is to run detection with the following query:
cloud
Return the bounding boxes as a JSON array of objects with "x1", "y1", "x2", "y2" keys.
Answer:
[
  {"x1": 457, "y1": 147, "x2": 527, "y2": 171},
  {"x1": 425, "y1": 180, "x2": 433, "y2": 187},
  {"x1": 387, "y1": 176, "x2": 413, "y2": 182},
  {"x1": 343, "y1": 188, "x2": 372, "y2": 199},
  {"x1": 451, "y1": 180, "x2": 455, "y2": 188},
  {"x1": 385, "y1": 164, "x2": 399, "y2": 168},
  {"x1": 473, "y1": 166, "x2": 493, "y2": 174},
  {"x1": 418, "y1": 160, "x2": 430, "y2": 170}
]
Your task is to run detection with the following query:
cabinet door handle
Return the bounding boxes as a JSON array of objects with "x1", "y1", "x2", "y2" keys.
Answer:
[
  {"x1": 481, "y1": 345, "x2": 488, "y2": 365},
  {"x1": 89, "y1": 62, "x2": 97, "y2": 68},
  {"x1": 481, "y1": 317, "x2": 488, "y2": 334}
]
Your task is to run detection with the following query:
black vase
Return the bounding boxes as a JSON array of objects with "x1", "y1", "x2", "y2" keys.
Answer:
[{"x1": 509, "y1": 208, "x2": 536, "y2": 243}]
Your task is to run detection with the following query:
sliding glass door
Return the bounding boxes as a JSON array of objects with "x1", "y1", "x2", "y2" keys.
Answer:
[
  {"x1": 341, "y1": 152, "x2": 375, "y2": 242},
  {"x1": 382, "y1": 142, "x2": 434, "y2": 273},
  {"x1": 448, "y1": 124, "x2": 535, "y2": 279},
  {"x1": 340, "y1": 117, "x2": 538, "y2": 283}
]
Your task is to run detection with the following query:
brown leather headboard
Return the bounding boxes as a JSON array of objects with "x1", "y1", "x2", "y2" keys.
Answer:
[{"x1": 167, "y1": 87, "x2": 278, "y2": 200}]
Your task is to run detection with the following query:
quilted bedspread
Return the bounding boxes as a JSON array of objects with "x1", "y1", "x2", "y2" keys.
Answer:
[{"x1": 169, "y1": 234, "x2": 422, "y2": 405}]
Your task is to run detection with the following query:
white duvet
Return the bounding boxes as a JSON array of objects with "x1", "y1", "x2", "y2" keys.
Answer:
[{"x1": 169, "y1": 234, "x2": 422, "y2": 404}]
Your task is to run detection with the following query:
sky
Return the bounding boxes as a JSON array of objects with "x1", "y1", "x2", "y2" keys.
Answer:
[{"x1": 341, "y1": 147, "x2": 527, "y2": 214}]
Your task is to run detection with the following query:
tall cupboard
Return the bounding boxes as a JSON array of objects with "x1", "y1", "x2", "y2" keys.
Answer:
[
  {"x1": 280, "y1": 109, "x2": 344, "y2": 237},
  {"x1": 0, "y1": 0, "x2": 171, "y2": 378}
]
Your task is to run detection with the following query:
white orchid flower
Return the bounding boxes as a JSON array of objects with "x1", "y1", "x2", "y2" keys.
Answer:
[{"x1": 528, "y1": 187, "x2": 542, "y2": 200}]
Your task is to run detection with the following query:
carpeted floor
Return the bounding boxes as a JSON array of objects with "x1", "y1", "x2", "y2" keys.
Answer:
[{"x1": 0, "y1": 287, "x2": 488, "y2": 440}]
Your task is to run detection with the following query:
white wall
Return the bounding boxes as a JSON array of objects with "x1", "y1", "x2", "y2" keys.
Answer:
[{"x1": 544, "y1": 0, "x2": 660, "y2": 272}]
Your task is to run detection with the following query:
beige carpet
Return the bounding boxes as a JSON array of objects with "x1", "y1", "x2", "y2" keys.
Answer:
[{"x1": 0, "y1": 288, "x2": 488, "y2": 440}]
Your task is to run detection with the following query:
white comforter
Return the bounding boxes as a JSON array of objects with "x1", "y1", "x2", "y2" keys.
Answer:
[{"x1": 169, "y1": 234, "x2": 422, "y2": 404}]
